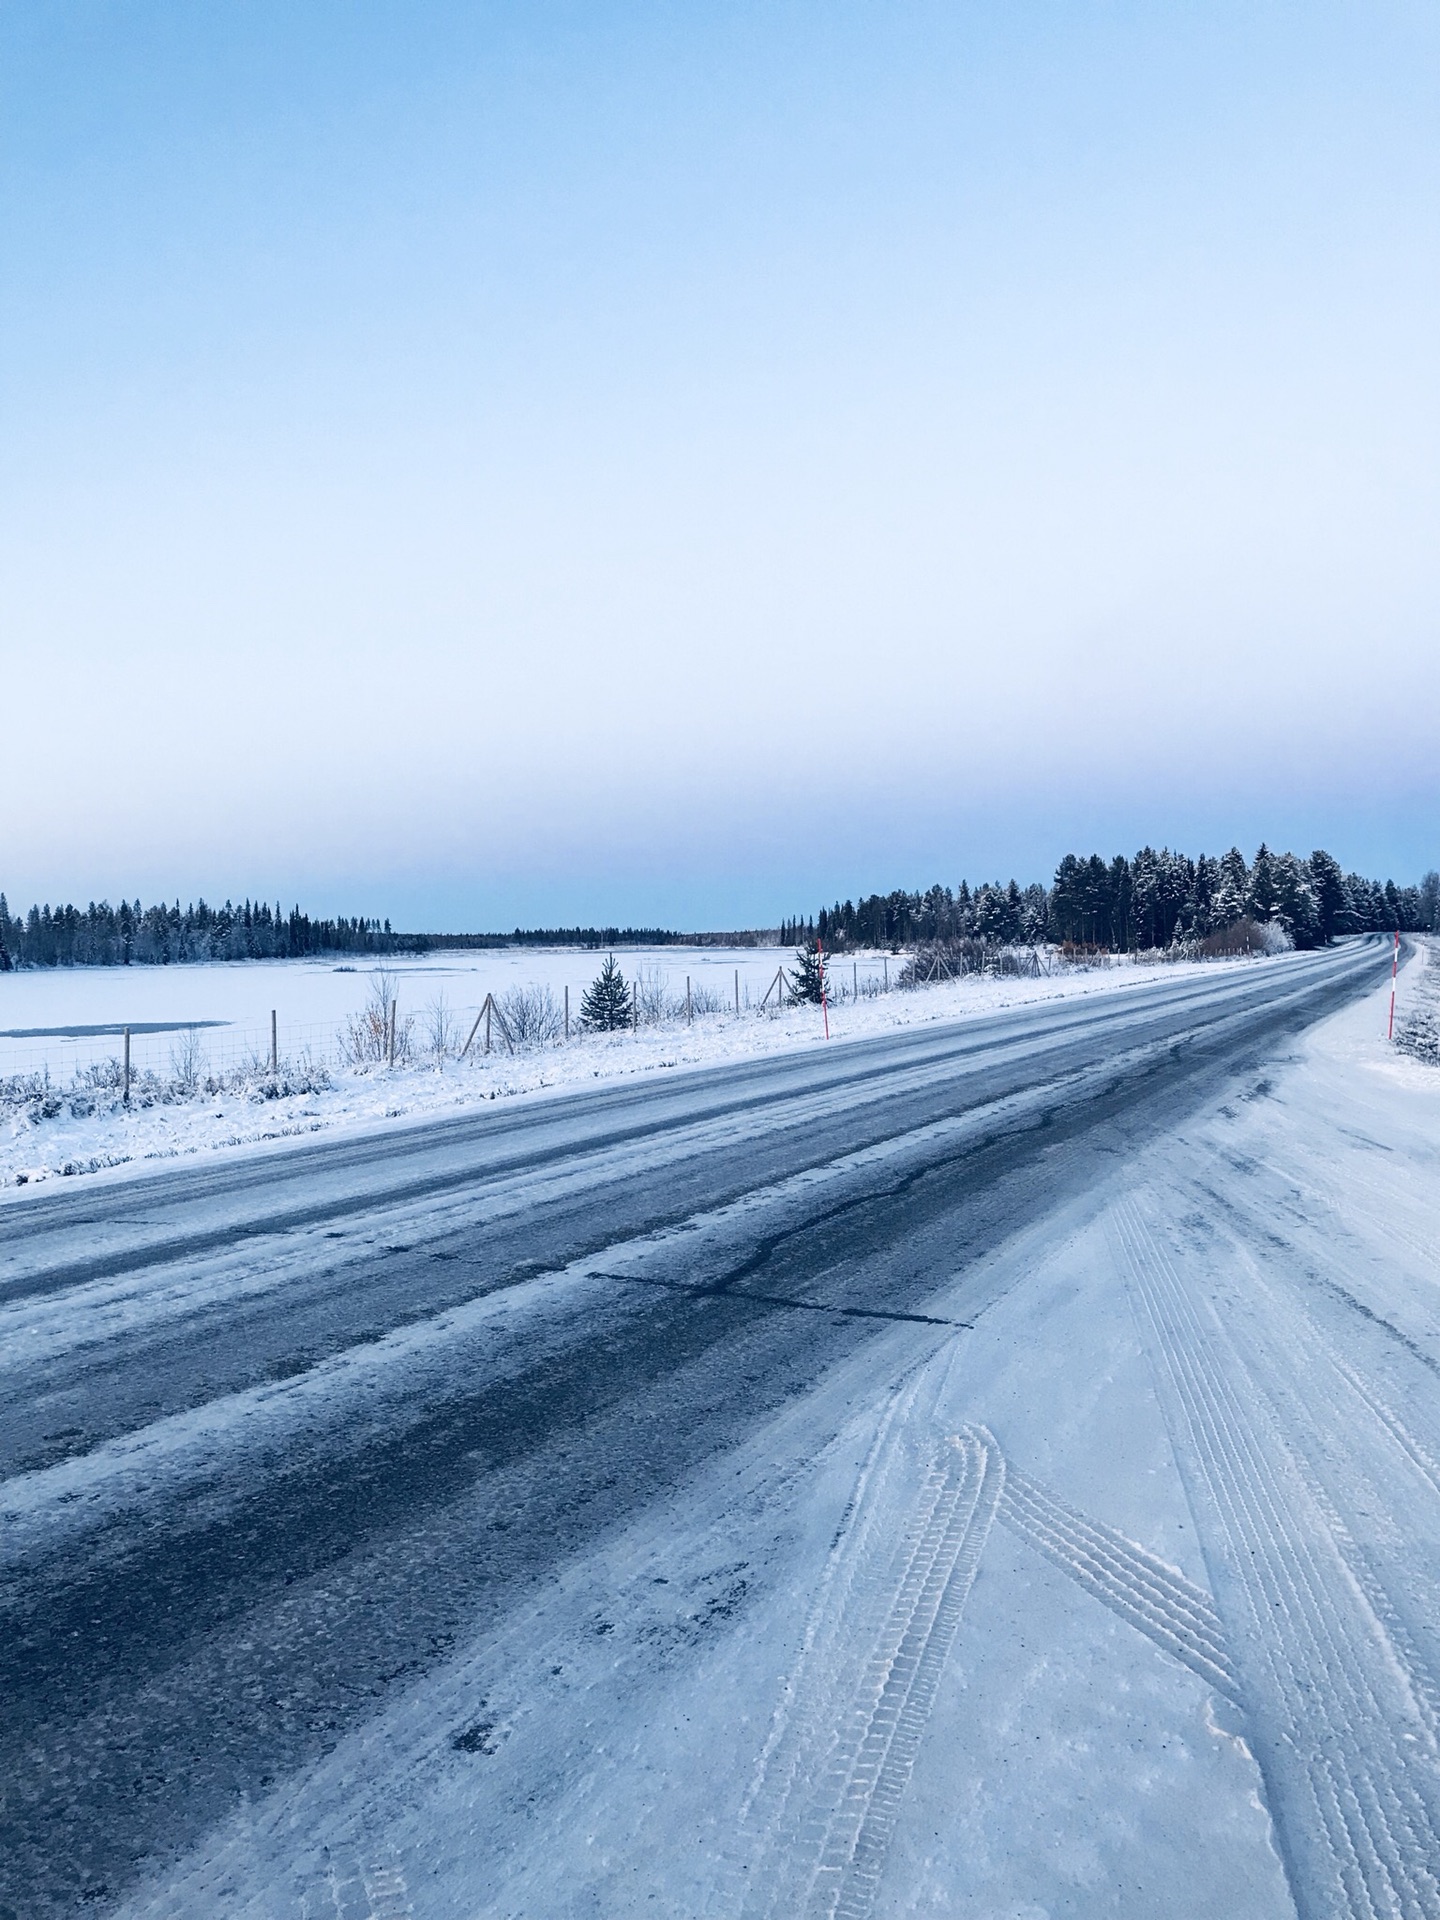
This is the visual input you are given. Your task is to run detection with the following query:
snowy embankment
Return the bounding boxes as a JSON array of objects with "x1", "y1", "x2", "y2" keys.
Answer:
[{"x1": 1, "y1": 948, "x2": 1289, "y2": 1194}]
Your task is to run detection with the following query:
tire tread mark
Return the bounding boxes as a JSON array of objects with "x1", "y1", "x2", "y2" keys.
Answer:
[
  {"x1": 733, "y1": 1417, "x2": 1001, "y2": 1920},
  {"x1": 997, "y1": 1469, "x2": 1242, "y2": 1705},
  {"x1": 1116, "y1": 1199, "x2": 1440, "y2": 1920}
]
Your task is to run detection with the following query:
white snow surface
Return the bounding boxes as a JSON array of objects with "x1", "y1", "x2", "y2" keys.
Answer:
[
  {"x1": 85, "y1": 944, "x2": 1440, "y2": 1916},
  {"x1": 2, "y1": 946, "x2": 1252, "y2": 1196}
]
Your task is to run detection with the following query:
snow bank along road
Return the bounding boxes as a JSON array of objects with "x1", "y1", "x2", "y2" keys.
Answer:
[{"x1": 2, "y1": 936, "x2": 1430, "y2": 1917}]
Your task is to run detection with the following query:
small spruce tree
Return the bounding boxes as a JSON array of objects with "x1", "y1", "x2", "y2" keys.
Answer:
[
  {"x1": 788, "y1": 942, "x2": 826, "y2": 1004},
  {"x1": 581, "y1": 953, "x2": 632, "y2": 1030}
]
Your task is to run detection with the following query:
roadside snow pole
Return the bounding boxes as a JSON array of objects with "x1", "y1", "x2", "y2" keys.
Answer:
[
  {"x1": 122, "y1": 1027, "x2": 131, "y2": 1106},
  {"x1": 270, "y1": 1009, "x2": 278, "y2": 1079},
  {"x1": 819, "y1": 941, "x2": 830, "y2": 1039},
  {"x1": 1388, "y1": 929, "x2": 1400, "y2": 1040}
]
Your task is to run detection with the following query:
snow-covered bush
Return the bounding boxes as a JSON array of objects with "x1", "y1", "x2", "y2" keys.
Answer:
[
  {"x1": 1199, "y1": 917, "x2": 1287, "y2": 958},
  {"x1": 900, "y1": 940, "x2": 1044, "y2": 985},
  {"x1": 1394, "y1": 946, "x2": 1440, "y2": 1066},
  {"x1": 2, "y1": 1047, "x2": 331, "y2": 1127}
]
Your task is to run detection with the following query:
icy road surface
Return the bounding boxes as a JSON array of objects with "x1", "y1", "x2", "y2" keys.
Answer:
[{"x1": 3, "y1": 935, "x2": 1436, "y2": 1918}]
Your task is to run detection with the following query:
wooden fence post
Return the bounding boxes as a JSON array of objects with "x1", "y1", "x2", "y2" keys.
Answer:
[
  {"x1": 485, "y1": 995, "x2": 492, "y2": 1055},
  {"x1": 270, "y1": 1009, "x2": 278, "y2": 1078},
  {"x1": 565, "y1": 984, "x2": 570, "y2": 1041},
  {"x1": 734, "y1": 968, "x2": 740, "y2": 1015},
  {"x1": 687, "y1": 976, "x2": 692, "y2": 1024},
  {"x1": 123, "y1": 1026, "x2": 131, "y2": 1105},
  {"x1": 387, "y1": 998, "x2": 397, "y2": 1068},
  {"x1": 460, "y1": 1006, "x2": 483, "y2": 1059}
]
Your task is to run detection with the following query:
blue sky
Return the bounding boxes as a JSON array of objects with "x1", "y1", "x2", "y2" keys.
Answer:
[{"x1": 2, "y1": 2, "x2": 1437, "y2": 929}]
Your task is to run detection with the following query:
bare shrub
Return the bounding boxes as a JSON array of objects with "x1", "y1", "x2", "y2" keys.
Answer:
[
  {"x1": 688, "y1": 982, "x2": 726, "y2": 1015},
  {"x1": 169, "y1": 1026, "x2": 206, "y2": 1093},
  {"x1": 1055, "y1": 941, "x2": 1113, "y2": 969},
  {"x1": 497, "y1": 984, "x2": 564, "y2": 1048},
  {"x1": 424, "y1": 992, "x2": 459, "y2": 1066},
  {"x1": 633, "y1": 966, "x2": 678, "y2": 1025},
  {"x1": 1199, "y1": 918, "x2": 1290, "y2": 958},
  {"x1": 340, "y1": 969, "x2": 414, "y2": 1066},
  {"x1": 899, "y1": 939, "x2": 1043, "y2": 986}
]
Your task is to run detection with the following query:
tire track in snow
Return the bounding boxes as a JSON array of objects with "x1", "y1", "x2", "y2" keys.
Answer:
[
  {"x1": 1115, "y1": 1198, "x2": 1440, "y2": 1920},
  {"x1": 323, "y1": 1847, "x2": 412, "y2": 1919},
  {"x1": 1187, "y1": 1210, "x2": 1440, "y2": 1753},
  {"x1": 996, "y1": 1467, "x2": 1242, "y2": 1706},
  {"x1": 729, "y1": 1392, "x2": 1248, "y2": 1920},
  {"x1": 733, "y1": 1405, "x2": 1002, "y2": 1920}
]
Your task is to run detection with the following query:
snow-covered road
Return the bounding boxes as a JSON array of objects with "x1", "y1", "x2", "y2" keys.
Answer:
[{"x1": 5, "y1": 935, "x2": 1435, "y2": 1918}]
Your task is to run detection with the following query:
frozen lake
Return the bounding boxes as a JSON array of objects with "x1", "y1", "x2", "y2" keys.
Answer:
[{"x1": 0, "y1": 946, "x2": 895, "y2": 1079}]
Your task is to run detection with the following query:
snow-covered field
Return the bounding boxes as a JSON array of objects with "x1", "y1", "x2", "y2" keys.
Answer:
[
  {"x1": 0, "y1": 946, "x2": 852, "y2": 1079},
  {"x1": 4, "y1": 947, "x2": 1266, "y2": 1194}
]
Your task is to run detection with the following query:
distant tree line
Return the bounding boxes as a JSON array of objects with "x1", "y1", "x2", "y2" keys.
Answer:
[
  {"x1": 5, "y1": 843, "x2": 1433, "y2": 972},
  {"x1": 421, "y1": 926, "x2": 697, "y2": 952},
  {"x1": 802, "y1": 847, "x2": 1440, "y2": 954},
  {"x1": 0, "y1": 895, "x2": 415, "y2": 970}
]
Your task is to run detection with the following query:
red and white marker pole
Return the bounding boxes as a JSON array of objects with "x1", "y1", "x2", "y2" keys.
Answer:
[
  {"x1": 818, "y1": 938, "x2": 830, "y2": 1040},
  {"x1": 1388, "y1": 928, "x2": 1400, "y2": 1041}
]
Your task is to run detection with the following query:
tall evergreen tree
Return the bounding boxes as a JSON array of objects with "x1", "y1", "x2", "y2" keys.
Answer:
[
  {"x1": 1246, "y1": 843, "x2": 1279, "y2": 921},
  {"x1": 1214, "y1": 847, "x2": 1249, "y2": 927},
  {"x1": 1307, "y1": 849, "x2": 1346, "y2": 941},
  {"x1": 1274, "y1": 854, "x2": 1320, "y2": 947}
]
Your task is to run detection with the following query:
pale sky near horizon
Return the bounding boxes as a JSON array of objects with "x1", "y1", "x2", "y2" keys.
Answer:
[{"x1": 2, "y1": 2, "x2": 1437, "y2": 930}]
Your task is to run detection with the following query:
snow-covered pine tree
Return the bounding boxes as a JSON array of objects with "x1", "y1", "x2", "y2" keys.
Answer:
[
  {"x1": 1130, "y1": 848, "x2": 1161, "y2": 948},
  {"x1": 580, "y1": 953, "x2": 632, "y2": 1030},
  {"x1": 1020, "y1": 883, "x2": 1050, "y2": 944},
  {"x1": 1246, "y1": 843, "x2": 1278, "y2": 921},
  {"x1": 788, "y1": 943, "x2": 826, "y2": 1004},
  {"x1": 1275, "y1": 853, "x2": 1321, "y2": 947},
  {"x1": 1214, "y1": 847, "x2": 1249, "y2": 928},
  {"x1": 1308, "y1": 849, "x2": 1347, "y2": 940},
  {"x1": 1189, "y1": 855, "x2": 1218, "y2": 938}
]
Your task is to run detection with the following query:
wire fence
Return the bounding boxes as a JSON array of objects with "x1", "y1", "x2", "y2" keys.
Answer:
[{"x1": 0, "y1": 943, "x2": 1090, "y2": 1108}]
